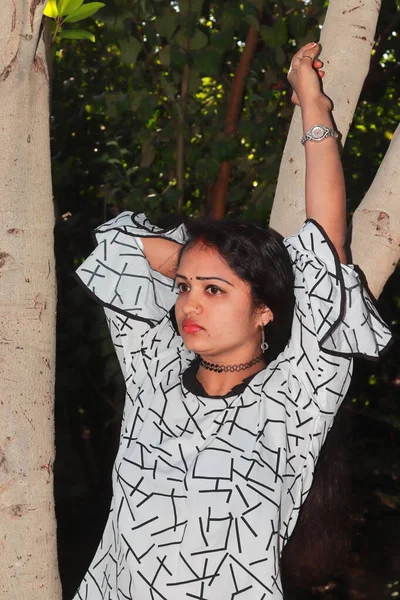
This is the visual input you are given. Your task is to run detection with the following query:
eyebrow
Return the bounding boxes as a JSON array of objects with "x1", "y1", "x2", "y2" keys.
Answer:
[{"x1": 175, "y1": 273, "x2": 233, "y2": 287}]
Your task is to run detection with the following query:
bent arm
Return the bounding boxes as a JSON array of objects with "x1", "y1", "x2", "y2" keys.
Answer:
[{"x1": 142, "y1": 237, "x2": 182, "y2": 278}]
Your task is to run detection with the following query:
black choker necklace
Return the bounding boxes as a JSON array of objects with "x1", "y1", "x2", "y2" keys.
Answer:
[{"x1": 199, "y1": 354, "x2": 264, "y2": 373}]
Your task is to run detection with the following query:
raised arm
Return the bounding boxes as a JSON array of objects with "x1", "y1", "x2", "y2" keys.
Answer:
[
  {"x1": 288, "y1": 43, "x2": 347, "y2": 264},
  {"x1": 142, "y1": 237, "x2": 182, "y2": 278}
]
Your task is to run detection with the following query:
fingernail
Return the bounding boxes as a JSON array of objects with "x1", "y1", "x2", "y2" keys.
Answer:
[{"x1": 307, "y1": 42, "x2": 317, "y2": 48}]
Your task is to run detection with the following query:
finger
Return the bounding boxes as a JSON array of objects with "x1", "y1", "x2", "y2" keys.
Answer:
[
  {"x1": 291, "y1": 42, "x2": 316, "y2": 67},
  {"x1": 300, "y1": 42, "x2": 321, "y2": 62},
  {"x1": 289, "y1": 42, "x2": 321, "y2": 77},
  {"x1": 317, "y1": 70, "x2": 325, "y2": 78}
]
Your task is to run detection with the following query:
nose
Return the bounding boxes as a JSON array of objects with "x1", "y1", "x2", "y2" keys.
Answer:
[{"x1": 181, "y1": 290, "x2": 202, "y2": 315}]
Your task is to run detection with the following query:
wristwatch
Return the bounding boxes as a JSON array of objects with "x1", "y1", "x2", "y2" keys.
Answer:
[{"x1": 301, "y1": 125, "x2": 338, "y2": 145}]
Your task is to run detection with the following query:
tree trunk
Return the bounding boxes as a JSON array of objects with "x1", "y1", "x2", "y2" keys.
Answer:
[
  {"x1": 0, "y1": 2, "x2": 61, "y2": 599},
  {"x1": 350, "y1": 124, "x2": 400, "y2": 299},
  {"x1": 270, "y1": 0, "x2": 381, "y2": 237}
]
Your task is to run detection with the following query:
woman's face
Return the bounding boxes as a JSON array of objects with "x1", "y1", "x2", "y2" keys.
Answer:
[{"x1": 175, "y1": 243, "x2": 271, "y2": 363}]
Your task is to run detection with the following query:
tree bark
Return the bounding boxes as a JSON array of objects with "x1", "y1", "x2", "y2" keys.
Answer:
[
  {"x1": 270, "y1": 0, "x2": 381, "y2": 237},
  {"x1": 350, "y1": 124, "x2": 400, "y2": 299},
  {"x1": 0, "y1": 2, "x2": 61, "y2": 599}
]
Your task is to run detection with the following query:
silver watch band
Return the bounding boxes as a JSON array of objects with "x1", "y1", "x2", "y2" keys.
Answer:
[{"x1": 301, "y1": 125, "x2": 339, "y2": 145}]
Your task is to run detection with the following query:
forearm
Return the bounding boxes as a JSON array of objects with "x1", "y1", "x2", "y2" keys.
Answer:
[
  {"x1": 301, "y1": 100, "x2": 347, "y2": 264},
  {"x1": 142, "y1": 237, "x2": 182, "y2": 278}
]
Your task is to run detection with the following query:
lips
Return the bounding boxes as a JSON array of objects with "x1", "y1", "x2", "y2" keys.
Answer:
[{"x1": 182, "y1": 319, "x2": 204, "y2": 334}]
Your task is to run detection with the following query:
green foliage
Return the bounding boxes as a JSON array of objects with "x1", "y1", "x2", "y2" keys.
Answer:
[
  {"x1": 49, "y1": 0, "x2": 399, "y2": 223},
  {"x1": 50, "y1": 0, "x2": 322, "y2": 221},
  {"x1": 57, "y1": 29, "x2": 96, "y2": 41},
  {"x1": 44, "y1": 0, "x2": 105, "y2": 43}
]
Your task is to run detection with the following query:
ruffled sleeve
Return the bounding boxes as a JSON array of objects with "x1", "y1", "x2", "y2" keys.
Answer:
[
  {"x1": 282, "y1": 220, "x2": 392, "y2": 417},
  {"x1": 284, "y1": 219, "x2": 392, "y2": 359},
  {"x1": 74, "y1": 211, "x2": 188, "y2": 375}
]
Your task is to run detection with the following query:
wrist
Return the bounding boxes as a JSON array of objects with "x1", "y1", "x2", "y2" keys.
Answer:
[{"x1": 300, "y1": 93, "x2": 332, "y2": 114}]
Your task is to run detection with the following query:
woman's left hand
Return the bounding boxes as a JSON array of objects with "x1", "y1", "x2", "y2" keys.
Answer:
[{"x1": 288, "y1": 42, "x2": 332, "y2": 110}]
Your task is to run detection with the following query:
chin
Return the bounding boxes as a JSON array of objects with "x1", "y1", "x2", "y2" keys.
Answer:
[
  {"x1": 182, "y1": 339, "x2": 204, "y2": 354},
  {"x1": 181, "y1": 335, "x2": 209, "y2": 355}
]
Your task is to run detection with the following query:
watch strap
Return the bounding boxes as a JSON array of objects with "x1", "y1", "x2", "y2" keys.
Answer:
[{"x1": 301, "y1": 125, "x2": 338, "y2": 145}]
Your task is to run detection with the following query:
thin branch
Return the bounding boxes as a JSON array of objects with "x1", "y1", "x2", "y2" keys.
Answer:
[
  {"x1": 209, "y1": 20, "x2": 261, "y2": 219},
  {"x1": 176, "y1": 2, "x2": 192, "y2": 211},
  {"x1": 177, "y1": 61, "x2": 190, "y2": 211}
]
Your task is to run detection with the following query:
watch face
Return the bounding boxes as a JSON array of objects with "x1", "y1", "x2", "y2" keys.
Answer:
[{"x1": 312, "y1": 126, "x2": 325, "y2": 139}]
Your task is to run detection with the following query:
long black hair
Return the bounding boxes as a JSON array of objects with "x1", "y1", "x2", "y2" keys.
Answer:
[{"x1": 180, "y1": 217, "x2": 351, "y2": 597}]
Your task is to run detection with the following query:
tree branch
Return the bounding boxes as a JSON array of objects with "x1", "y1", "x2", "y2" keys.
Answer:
[
  {"x1": 350, "y1": 124, "x2": 400, "y2": 299},
  {"x1": 270, "y1": 0, "x2": 381, "y2": 237},
  {"x1": 209, "y1": 21, "x2": 260, "y2": 219},
  {"x1": 176, "y1": 27, "x2": 191, "y2": 211}
]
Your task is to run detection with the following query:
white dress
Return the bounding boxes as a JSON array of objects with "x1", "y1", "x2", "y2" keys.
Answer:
[{"x1": 73, "y1": 212, "x2": 391, "y2": 600}]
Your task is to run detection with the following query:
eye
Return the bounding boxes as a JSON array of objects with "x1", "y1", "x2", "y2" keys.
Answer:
[
  {"x1": 176, "y1": 281, "x2": 190, "y2": 293},
  {"x1": 206, "y1": 285, "x2": 223, "y2": 296}
]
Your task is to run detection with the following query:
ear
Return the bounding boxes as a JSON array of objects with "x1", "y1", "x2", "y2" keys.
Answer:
[{"x1": 257, "y1": 305, "x2": 273, "y2": 328}]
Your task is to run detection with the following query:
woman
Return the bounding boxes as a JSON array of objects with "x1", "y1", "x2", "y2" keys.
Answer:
[{"x1": 73, "y1": 43, "x2": 391, "y2": 599}]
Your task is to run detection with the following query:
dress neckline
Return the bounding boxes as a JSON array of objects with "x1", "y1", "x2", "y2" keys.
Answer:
[{"x1": 182, "y1": 358, "x2": 264, "y2": 399}]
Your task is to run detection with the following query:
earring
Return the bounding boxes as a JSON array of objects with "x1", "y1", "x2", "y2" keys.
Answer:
[{"x1": 261, "y1": 326, "x2": 268, "y2": 352}]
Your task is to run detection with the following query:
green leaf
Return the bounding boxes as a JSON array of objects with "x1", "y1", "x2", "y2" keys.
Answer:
[
  {"x1": 57, "y1": 0, "x2": 84, "y2": 17},
  {"x1": 63, "y1": 2, "x2": 105, "y2": 23},
  {"x1": 249, "y1": 0, "x2": 264, "y2": 8},
  {"x1": 188, "y1": 68, "x2": 202, "y2": 94},
  {"x1": 170, "y1": 46, "x2": 188, "y2": 69},
  {"x1": 160, "y1": 77, "x2": 178, "y2": 102},
  {"x1": 185, "y1": 144, "x2": 202, "y2": 166},
  {"x1": 242, "y1": 1, "x2": 259, "y2": 15},
  {"x1": 57, "y1": 28, "x2": 95, "y2": 41},
  {"x1": 195, "y1": 157, "x2": 220, "y2": 182},
  {"x1": 178, "y1": 0, "x2": 204, "y2": 17},
  {"x1": 138, "y1": 95, "x2": 158, "y2": 121},
  {"x1": 174, "y1": 27, "x2": 208, "y2": 50},
  {"x1": 163, "y1": 187, "x2": 182, "y2": 208},
  {"x1": 154, "y1": 11, "x2": 180, "y2": 39},
  {"x1": 289, "y1": 14, "x2": 307, "y2": 39},
  {"x1": 210, "y1": 138, "x2": 239, "y2": 161},
  {"x1": 274, "y1": 46, "x2": 286, "y2": 66},
  {"x1": 244, "y1": 14, "x2": 260, "y2": 31},
  {"x1": 189, "y1": 27, "x2": 209, "y2": 50},
  {"x1": 261, "y1": 19, "x2": 287, "y2": 48},
  {"x1": 142, "y1": 24, "x2": 158, "y2": 47},
  {"x1": 221, "y1": 9, "x2": 241, "y2": 31},
  {"x1": 140, "y1": 140, "x2": 156, "y2": 168},
  {"x1": 239, "y1": 120, "x2": 267, "y2": 143},
  {"x1": 119, "y1": 37, "x2": 142, "y2": 65},
  {"x1": 211, "y1": 30, "x2": 234, "y2": 52},
  {"x1": 193, "y1": 47, "x2": 222, "y2": 76},
  {"x1": 158, "y1": 45, "x2": 170, "y2": 67},
  {"x1": 274, "y1": 19, "x2": 288, "y2": 46},
  {"x1": 129, "y1": 90, "x2": 148, "y2": 111},
  {"x1": 44, "y1": 0, "x2": 59, "y2": 18}
]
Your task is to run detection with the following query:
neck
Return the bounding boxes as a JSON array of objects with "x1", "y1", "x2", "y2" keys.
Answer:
[{"x1": 196, "y1": 357, "x2": 266, "y2": 397}]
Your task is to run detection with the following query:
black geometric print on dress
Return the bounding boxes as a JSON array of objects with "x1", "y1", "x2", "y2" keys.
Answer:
[{"x1": 73, "y1": 212, "x2": 391, "y2": 600}]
